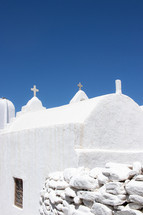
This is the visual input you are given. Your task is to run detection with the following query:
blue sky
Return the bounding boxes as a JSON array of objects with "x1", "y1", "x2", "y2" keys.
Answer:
[{"x1": 0, "y1": 0, "x2": 143, "y2": 112}]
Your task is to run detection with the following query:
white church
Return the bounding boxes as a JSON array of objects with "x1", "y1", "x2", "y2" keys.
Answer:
[{"x1": 1, "y1": 80, "x2": 143, "y2": 215}]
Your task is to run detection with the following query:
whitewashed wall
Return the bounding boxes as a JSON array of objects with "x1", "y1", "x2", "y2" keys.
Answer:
[
  {"x1": 1, "y1": 93, "x2": 143, "y2": 215},
  {"x1": 0, "y1": 125, "x2": 78, "y2": 215},
  {"x1": 76, "y1": 94, "x2": 143, "y2": 167}
]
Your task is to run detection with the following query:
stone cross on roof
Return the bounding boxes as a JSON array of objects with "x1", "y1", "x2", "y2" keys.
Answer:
[
  {"x1": 77, "y1": 82, "x2": 83, "y2": 91},
  {"x1": 31, "y1": 85, "x2": 39, "y2": 97}
]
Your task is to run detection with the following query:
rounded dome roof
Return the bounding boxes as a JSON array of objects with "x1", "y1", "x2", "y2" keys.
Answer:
[
  {"x1": 0, "y1": 98, "x2": 15, "y2": 111},
  {"x1": 70, "y1": 90, "x2": 88, "y2": 104},
  {"x1": 0, "y1": 98, "x2": 15, "y2": 128},
  {"x1": 21, "y1": 96, "x2": 45, "y2": 113}
]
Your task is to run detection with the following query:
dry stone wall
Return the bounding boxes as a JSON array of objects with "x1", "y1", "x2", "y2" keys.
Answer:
[{"x1": 39, "y1": 162, "x2": 143, "y2": 215}]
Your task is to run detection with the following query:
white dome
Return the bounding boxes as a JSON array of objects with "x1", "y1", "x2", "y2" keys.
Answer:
[
  {"x1": 20, "y1": 96, "x2": 45, "y2": 114},
  {"x1": 70, "y1": 90, "x2": 88, "y2": 104},
  {"x1": 0, "y1": 98, "x2": 15, "y2": 129}
]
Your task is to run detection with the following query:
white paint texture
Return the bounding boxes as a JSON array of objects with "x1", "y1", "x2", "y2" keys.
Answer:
[
  {"x1": 40, "y1": 162, "x2": 143, "y2": 215},
  {"x1": 1, "y1": 86, "x2": 143, "y2": 215}
]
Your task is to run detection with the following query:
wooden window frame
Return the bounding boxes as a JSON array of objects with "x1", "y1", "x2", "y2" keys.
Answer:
[{"x1": 14, "y1": 178, "x2": 23, "y2": 208}]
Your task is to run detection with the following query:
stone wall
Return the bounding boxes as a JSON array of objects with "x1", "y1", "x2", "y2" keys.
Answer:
[{"x1": 39, "y1": 162, "x2": 143, "y2": 215}]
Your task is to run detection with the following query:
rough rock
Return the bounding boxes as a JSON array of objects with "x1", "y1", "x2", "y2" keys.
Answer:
[
  {"x1": 74, "y1": 196, "x2": 82, "y2": 204},
  {"x1": 105, "y1": 182, "x2": 126, "y2": 195},
  {"x1": 48, "y1": 180, "x2": 68, "y2": 190},
  {"x1": 40, "y1": 163, "x2": 143, "y2": 215},
  {"x1": 98, "y1": 173, "x2": 109, "y2": 185},
  {"x1": 48, "y1": 171, "x2": 63, "y2": 181},
  {"x1": 93, "y1": 191, "x2": 126, "y2": 206},
  {"x1": 114, "y1": 209, "x2": 143, "y2": 215},
  {"x1": 77, "y1": 191, "x2": 98, "y2": 202},
  {"x1": 133, "y1": 162, "x2": 142, "y2": 175},
  {"x1": 103, "y1": 166, "x2": 132, "y2": 182},
  {"x1": 63, "y1": 168, "x2": 79, "y2": 183},
  {"x1": 129, "y1": 195, "x2": 143, "y2": 205},
  {"x1": 70, "y1": 175, "x2": 98, "y2": 190},
  {"x1": 49, "y1": 191, "x2": 62, "y2": 204},
  {"x1": 82, "y1": 199, "x2": 93, "y2": 208},
  {"x1": 89, "y1": 167, "x2": 105, "y2": 178},
  {"x1": 125, "y1": 180, "x2": 143, "y2": 196},
  {"x1": 134, "y1": 175, "x2": 143, "y2": 181},
  {"x1": 78, "y1": 205, "x2": 91, "y2": 213},
  {"x1": 125, "y1": 203, "x2": 143, "y2": 210},
  {"x1": 65, "y1": 187, "x2": 76, "y2": 198},
  {"x1": 91, "y1": 202, "x2": 113, "y2": 215}
]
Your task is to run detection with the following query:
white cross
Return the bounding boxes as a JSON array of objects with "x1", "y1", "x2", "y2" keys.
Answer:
[
  {"x1": 77, "y1": 82, "x2": 83, "y2": 90},
  {"x1": 31, "y1": 85, "x2": 39, "y2": 97}
]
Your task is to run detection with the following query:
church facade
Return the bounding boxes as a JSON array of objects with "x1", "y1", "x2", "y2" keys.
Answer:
[{"x1": 1, "y1": 80, "x2": 143, "y2": 215}]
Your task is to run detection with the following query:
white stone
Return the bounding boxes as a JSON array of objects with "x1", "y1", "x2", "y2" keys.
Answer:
[
  {"x1": 62, "y1": 205, "x2": 75, "y2": 215},
  {"x1": 44, "y1": 200, "x2": 50, "y2": 206},
  {"x1": 39, "y1": 207, "x2": 44, "y2": 215},
  {"x1": 39, "y1": 197, "x2": 43, "y2": 205},
  {"x1": 97, "y1": 173, "x2": 109, "y2": 185},
  {"x1": 40, "y1": 190, "x2": 46, "y2": 198},
  {"x1": 70, "y1": 175, "x2": 98, "y2": 190},
  {"x1": 114, "y1": 205, "x2": 125, "y2": 211},
  {"x1": 78, "y1": 205, "x2": 91, "y2": 213},
  {"x1": 74, "y1": 196, "x2": 82, "y2": 205},
  {"x1": 89, "y1": 167, "x2": 104, "y2": 178},
  {"x1": 77, "y1": 191, "x2": 98, "y2": 202},
  {"x1": 105, "y1": 182, "x2": 126, "y2": 195},
  {"x1": 55, "y1": 190, "x2": 64, "y2": 196},
  {"x1": 44, "y1": 193, "x2": 49, "y2": 199},
  {"x1": 48, "y1": 171, "x2": 63, "y2": 181},
  {"x1": 42, "y1": 204, "x2": 50, "y2": 215},
  {"x1": 48, "y1": 191, "x2": 62, "y2": 204},
  {"x1": 125, "y1": 203, "x2": 143, "y2": 210},
  {"x1": 48, "y1": 180, "x2": 57, "y2": 189},
  {"x1": 73, "y1": 209, "x2": 94, "y2": 215},
  {"x1": 105, "y1": 162, "x2": 132, "y2": 169},
  {"x1": 82, "y1": 199, "x2": 93, "y2": 208},
  {"x1": 134, "y1": 175, "x2": 143, "y2": 181},
  {"x1": 114, "y1": 210, "x2": 143, "y2": 215},
  {"x1": 48, "y1": 180, "x2": 68, "y2": 190},
  {"x1": 60, "y1": 192, "x2": 66, "y2": 200},
  {"x1": 103, "y1": 165, "x2": 132, "y2": 181},
  {"x1": 91, "y1": 191, "x2": 126, "y2": 206},
  {"x1": 65, "y1": 187, "x2": 76, "y2": 198},
  {"x1": 65, "y1": 195, "x2": 74, "y2": 204},
  {"x1": 64, "y1": 168, "x2": 78, "y2": 183},
  {"x1": 91, "y1": 202, "x2": 113, "y2": 215},
  {"x1": 58, "y1": 212, "x2": 64, "y2": 215},
  {"x1": 63, "y1": 200, "x2": 69, "y2": 207},
  {"x1": 55, "y1": 204, "x2": 64, "y2": 211},
  {"x1": 129, "y1": 195, "x2": 143, "y2": 205},
  {"x1": 133, "y1": 162, "x2": 142, "y2": 174},
  {"x1": 125, "y1": 180, "x2": 143, "y2": 196}
]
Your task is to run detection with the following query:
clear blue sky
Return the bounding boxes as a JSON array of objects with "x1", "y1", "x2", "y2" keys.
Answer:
[{"x1": 0, "y1": 0, "x2": 143, "y2": 112}]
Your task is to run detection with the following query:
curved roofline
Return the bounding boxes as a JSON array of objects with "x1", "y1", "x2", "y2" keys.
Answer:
[{"x1": 1, "y1": 93, "x2": 140, "y2": 133}]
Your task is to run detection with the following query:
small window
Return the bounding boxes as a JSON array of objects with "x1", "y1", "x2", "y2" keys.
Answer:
[{"x1": 14, "y1": 178, "x2": 23, "y2": 208}]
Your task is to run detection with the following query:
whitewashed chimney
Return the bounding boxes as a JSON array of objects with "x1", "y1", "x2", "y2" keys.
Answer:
[{"x1": 115, "y1": 79, "x2": 122, "y2": 94}]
